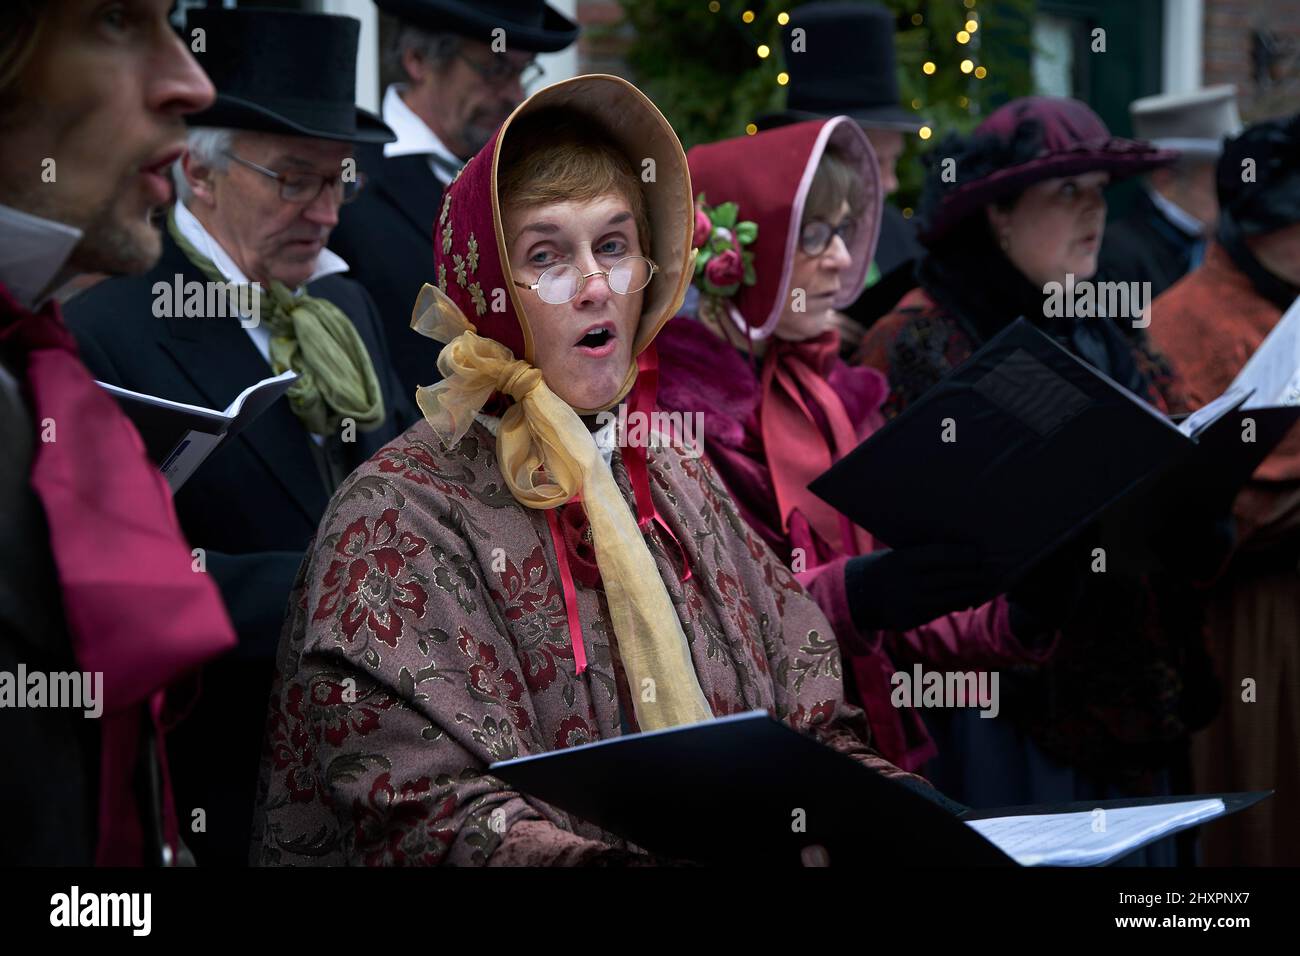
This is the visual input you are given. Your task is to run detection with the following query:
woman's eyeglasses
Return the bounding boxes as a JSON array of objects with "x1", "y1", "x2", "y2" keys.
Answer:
[
  {"x1": 513, "y1": 256, "x2": 658, "y2": 305},
  {"x1": 223, "y1": 151, "x2": 366, "y2": 205},
  {"x1": 800, "y1": 218, "x2": 858, "y2": 257}
]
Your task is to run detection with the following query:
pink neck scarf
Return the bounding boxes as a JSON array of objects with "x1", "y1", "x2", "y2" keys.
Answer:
[{"x1": 0, "y1": 282, "x2": 236, "y2": 865}]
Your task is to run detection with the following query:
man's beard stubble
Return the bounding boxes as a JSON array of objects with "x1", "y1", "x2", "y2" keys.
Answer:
[
  {"x1": 461, "y1": 104, "x2": 516, "y2": 159},
  {"x1": 460, "y1": 121, "x2": 495, "y2": 160},
  {"x1": 69, "y1": 190, "x2": 163, "y2": 277},
  {"x1": 3, "y1": 174, "x2": 163, "y2": 279}
]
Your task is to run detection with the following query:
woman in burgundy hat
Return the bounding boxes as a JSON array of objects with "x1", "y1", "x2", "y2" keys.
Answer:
[
  {"x1": 856, "y1": 97, "x2": 1226, "y2": 860},
  {"x1": 857, "y1": 96, "x2": 1182, "y2": 407},
  {"x1": 655, "y1": 117, "x2": 1061, "y2": 775}
]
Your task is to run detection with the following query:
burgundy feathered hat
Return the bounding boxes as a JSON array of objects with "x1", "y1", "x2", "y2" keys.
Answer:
[{"x1": 918, "y1": 96, "x2": 1176, "y2": 245}]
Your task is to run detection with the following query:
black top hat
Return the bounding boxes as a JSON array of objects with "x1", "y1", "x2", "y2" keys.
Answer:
[
  {"x1": 374, "y1": 0, "x2": 579, "y2": 54},
  {"x1": 185, "y1": 8, "x2": 395, "y2": 145},
  {"x1": 757, "y1": 2, "x2": 921, "y2": 133}
]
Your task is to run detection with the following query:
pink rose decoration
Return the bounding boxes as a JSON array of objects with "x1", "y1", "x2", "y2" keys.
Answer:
[
  {"x1": 704, "y1": 248, "x2": 744, "y2": 287},
  {"x1": 693, "y1": 207, "x2": 712, "y2": 249}
]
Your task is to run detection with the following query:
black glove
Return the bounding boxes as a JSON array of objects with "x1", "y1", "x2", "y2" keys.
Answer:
[
  {"x1": 844, "y1": 543, "x2": 1001, "y2": 633},
  {"x1": 1004, "y1": 536, "x2": 1092, "y2": 642},
  {"x1": 1154, "y1": 509, "x2": 1237, "y2": 582}
]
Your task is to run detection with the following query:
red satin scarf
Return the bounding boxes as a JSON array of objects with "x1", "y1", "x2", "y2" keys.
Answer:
[
  {"x1": 540, "y1": 345, "x2": 692, "y2": 677},
  {"x1": 0, "y1": 283, "x2": 236, "y2": 865},
  {"x1": 759, "y1": 331, "x2": 872, "y2": 557}
]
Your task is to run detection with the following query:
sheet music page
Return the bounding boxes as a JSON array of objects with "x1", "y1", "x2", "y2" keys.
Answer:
[
  {"x1": 96, "y1": 379, "x2": 224, "y2": 420},
  {"x1": 223, "y1": 369, "x2": 298, "y2": 417},
  {"x1": 1230, "y1": 296, "x2": 1300, "y2": 409},
  {"x1": 1178, "y1": 385, "x2": 1252, "y2": 437},
  {"x1": 966, "y1": 799, "x2": 1225, "y2": 866}
]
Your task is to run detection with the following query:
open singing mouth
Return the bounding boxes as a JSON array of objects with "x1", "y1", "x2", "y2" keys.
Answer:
[{"x1": 575, "y1": 322, "x2": 615, "y2": 350}]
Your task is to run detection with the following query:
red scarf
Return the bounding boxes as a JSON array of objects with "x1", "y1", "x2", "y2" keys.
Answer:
[
  {"x1": 540, "y1": 346, "x2": 692, "y2": 676},
  {"x1": 760, "y1": 331, "x2": 872, "y2": 557},
  {"x1": 0, "y1": 283, "x2": 236, "y2": 865}
]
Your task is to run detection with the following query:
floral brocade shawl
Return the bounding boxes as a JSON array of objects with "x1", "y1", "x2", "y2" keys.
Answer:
[{"x1": 252, "y1": 418, "x2": 919, "y2": 866}]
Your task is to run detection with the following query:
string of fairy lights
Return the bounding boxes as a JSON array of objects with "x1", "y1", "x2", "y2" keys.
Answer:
[
  {"x1": 707, "y1": 1, "x2": 988, "y2": 141},
  {"x1": 919, "y1": 0, "x2": 985, "y2": 139}
]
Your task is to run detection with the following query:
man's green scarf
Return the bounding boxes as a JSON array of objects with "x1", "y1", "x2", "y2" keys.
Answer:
[{"x1": 167, "y1": 209, "x2": 384, "y2": 436}]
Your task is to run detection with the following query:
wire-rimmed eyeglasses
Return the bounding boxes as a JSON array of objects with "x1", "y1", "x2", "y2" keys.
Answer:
[{"x1": 513, "y1": 256, "x2": 658, "y2": 305}]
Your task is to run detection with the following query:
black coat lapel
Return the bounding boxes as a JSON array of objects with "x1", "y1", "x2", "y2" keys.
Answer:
[
  {"x1": 153, "y1": 238, "x2": 328, "y2": 523},
  {"x1": 374, "y1": 154, "x2": 445, "y2": 244}
]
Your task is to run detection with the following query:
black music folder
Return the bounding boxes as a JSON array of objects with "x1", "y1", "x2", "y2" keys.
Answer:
[
  {"x1": 97, "y1": 370, "x2": 297, "y2": 491},
  {"x1": 495, "y1": 711, "x2": 1011, "y2": 866},
  {"x1": 809, "y1": 318, "x2": 1300, "y2": 588},
  {"x1": 1101, "y1": 403, "x2": 1300, "y2": 569},
  {"x1": 490, "y1": 711, "x2": 1267, "y2": 866}
]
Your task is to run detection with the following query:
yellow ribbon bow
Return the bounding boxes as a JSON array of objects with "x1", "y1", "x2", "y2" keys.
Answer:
[{"x1": 411, "y1": 284, "x2": 711, "y2": 731}]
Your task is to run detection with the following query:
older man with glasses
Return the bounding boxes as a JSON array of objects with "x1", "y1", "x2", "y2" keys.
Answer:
[
  {"x1": 331, "y1": 0, "x2": 579, "y2": 398},
  {"x1": 64, "y1": 8, "x2": 416, "y2": 867}
]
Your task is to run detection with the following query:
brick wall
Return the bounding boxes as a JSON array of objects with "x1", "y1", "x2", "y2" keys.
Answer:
[{"x1": 1203, "y1": 0, "x2": 1300, "y2": 120}]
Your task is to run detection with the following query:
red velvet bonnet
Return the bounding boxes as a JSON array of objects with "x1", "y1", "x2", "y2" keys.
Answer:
[
  {"x1": 685, "y1": 116, "x2": 881, "y2": 339},
  {"x1": 425, "y1": 74, "x2": 695, "y2": 412}
]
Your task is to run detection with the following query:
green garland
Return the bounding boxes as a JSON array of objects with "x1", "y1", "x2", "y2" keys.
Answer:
[{"x1": 613, "y1": 0, "x2": 1036, "y2": 210}]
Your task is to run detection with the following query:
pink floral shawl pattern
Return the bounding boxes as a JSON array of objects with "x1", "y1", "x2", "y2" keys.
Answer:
[{"x1": 252, "y1": 418, "x2": 922, "y2": 866}]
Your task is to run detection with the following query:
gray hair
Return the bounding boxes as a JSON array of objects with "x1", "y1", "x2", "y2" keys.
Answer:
[
  {"x1": 384, "y1": 25, "x2": 462, "y2": 84},
  {"x1": 172, "y1": 127, "x2": 236, "y2": 205}
]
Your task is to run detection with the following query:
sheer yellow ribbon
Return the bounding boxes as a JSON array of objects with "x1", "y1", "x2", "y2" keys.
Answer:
[{"x1": 411, "y1": 284, "x2": 711, "y2": 731}]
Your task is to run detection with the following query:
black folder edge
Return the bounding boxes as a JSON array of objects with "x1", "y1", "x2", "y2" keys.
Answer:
[
  {"x1": 489, "y1": 711, "x2": 1269, "y2": 866},
  {"x1": 493, "y1": 708, "x2": 762, "y2": 768},
  {"x1": 491, "y1": 710, "x2": 1015, "y2": 866},
  {"x1": 104, "y1": 387, "x2": 231, "y2": 434},
  {"x1": 1101, "y1": 403, "x2": 1300, "y2": 571},
  {"x1": 1193, "y1": 404, "x2": 1300, "y2": 496},
  {"x1": 810, "y1": 317, "x2": 1201, "y2": 589},
  {"x1": 810, "y1": 318, "x2": 1300, "y2": 587}
]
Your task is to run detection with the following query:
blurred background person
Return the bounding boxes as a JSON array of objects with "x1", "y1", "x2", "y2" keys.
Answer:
[
  {"x1": 1149, "y1": 112, "x2": 1300, "y2": 865},
  {"x1": 757, "y1": 2, "x2": 924, "y2": 351},
  {"x1": 1096, "y1": 86, "x2": 1242, "y2": 311},
  {"x1": 332, "y1": 0, "x2": 579, "y2": 398}
]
